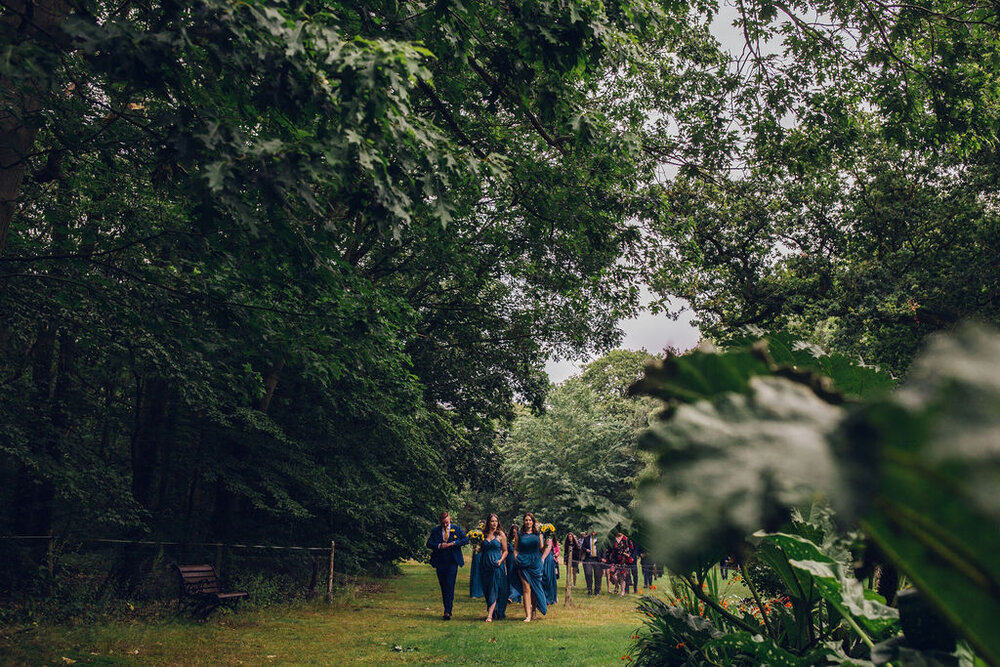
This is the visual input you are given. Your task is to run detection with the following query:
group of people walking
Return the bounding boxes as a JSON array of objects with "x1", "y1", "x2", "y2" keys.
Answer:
[
  {"x1": 567, "y1": 529, "x2": 659, "y2": 596},
  {"x1": 427, "y1": 511, "x2": 555, "y2": 622},
  {"x1": 427, "y1": 511, "x2": 660, "y2": 622}
]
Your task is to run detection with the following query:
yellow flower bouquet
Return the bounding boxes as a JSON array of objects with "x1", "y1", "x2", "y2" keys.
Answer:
[
  {"x1": 539, "y1": 523, "x2": 556, "y2": 537},
  {"x1": 467, "y1": 529, "x2": 485, "y2": 545}
]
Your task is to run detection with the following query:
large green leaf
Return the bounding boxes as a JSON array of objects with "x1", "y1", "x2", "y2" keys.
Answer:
[
  {"x1": 630, "y1": 331, "x2": 895, "y2": 417},
  {"x1": 754, "y1": 532, "x2": 899, "y2": 637},
  {"x1": 632, "y1": 324, "x2": 1000, "y2": 662},
  {"x1": 750, "y1": 331, "x2": 897, "y2": 401},
  {"x1": 638, "y1": 376, "x2": 845, "y2": 571},
  {"x1": 701, "y1": 632, "x2": 869, "y2": 666},
  {"x1": 629, "y1": 347, "x2": 771, "y2": 407},
  {"x1": 843, "y1": 324, "x2": 1000, "y2": 665}
]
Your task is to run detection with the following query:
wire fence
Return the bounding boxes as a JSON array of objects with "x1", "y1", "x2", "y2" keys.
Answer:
[{"x1": 0, "y1": 535, "x2": 339, "y2": 608}]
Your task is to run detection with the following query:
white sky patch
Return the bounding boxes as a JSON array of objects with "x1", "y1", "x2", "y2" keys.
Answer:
[{"x1": 544, "y1": 290, "x2": 701, "y2": 384}]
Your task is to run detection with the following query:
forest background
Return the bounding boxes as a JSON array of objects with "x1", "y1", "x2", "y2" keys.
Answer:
[{"x1": 1, "y1": 0, "x2": 999, "y2": 605}]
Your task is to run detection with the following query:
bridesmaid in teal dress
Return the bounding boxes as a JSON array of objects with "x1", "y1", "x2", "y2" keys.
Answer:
[
  {"x1": 507, "y1": 523, "x2": 521, "y2": 603},
  {"x1": 542, "y1": 541, "x2": 558, "y2": 605},
  {"x1": 469, "y1": 522, "x2": 484, "y2": 598},
  {"x1": 514, "y1": 512, "x2": 551, "y2": 621},
  {"x1": 479, "y1": 513, "x2": 508, "y2": 621}
]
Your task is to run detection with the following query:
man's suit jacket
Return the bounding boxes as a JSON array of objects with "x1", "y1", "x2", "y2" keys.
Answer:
[{"x1": 426, "y1": 524, "x2": 469, "y2": 568}]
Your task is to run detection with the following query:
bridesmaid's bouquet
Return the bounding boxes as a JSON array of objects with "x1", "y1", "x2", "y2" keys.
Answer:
[
  {"x1": 468, "y1": 529, "x2": 485, "y2": 545},
  {"x1": 539, "y1": 523, "x2": 556, "y2": 538}
]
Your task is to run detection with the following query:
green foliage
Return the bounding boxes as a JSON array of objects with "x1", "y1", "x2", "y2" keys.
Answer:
[
  {"x1": 2, "y1": 0, "x2": 712, "y2": 591},
  {"x1": 753, "y1": 532, "x2": 898, "y2": 640},
  {"x1": 636, "y1": 372, "x2": 846, "y2": 569},
  {"x1": 646, "y1": 0, "x2": 1000, "y2": 375},
  {"x1": 631, "y1": 594, "x2": 858, "y2": 666},
  {"x1": 462, "y1": 349, "x2": 656, "y2": 534},
  {"x1": 631, "y1": 323, "x2": 1000, "y2": 664},
  {"x1": 843, "y1": 325, "x2": 1000, "y2": 665},
  {"x1": 631, "y1": 596, "x2": 722, "y2": 666}
]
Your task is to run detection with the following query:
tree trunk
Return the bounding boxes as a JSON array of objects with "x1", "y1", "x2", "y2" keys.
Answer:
[
  {"x1": 0, "y1": 0, "x2": 70, "y2": 256},
  {"x1": 212, "y1": 358, "x2": 284, "y2": 539},
  {"x1": 258, "y1": 359, "x2": 285, "y2": 413},
  {"x1": 10, "y1": 322, "x2": 56, "y2": 562},
  {"x1": 130, "y1": 377, "x2": 171, "y2": 512}
]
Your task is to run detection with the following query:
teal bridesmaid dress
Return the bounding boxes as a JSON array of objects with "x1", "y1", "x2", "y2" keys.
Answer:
[
  {"x1": 514, "y1": 533, "x2": 547, "y2": 615},
  {"x1": 479, "y1": 536, "x2": 508, "y2": 619},
  {"x1": 542, "y1": 550, "x2": 558, "y2": 604},
  {"x1": 470, "y1": 547, "x2": 484, "y2": 598}
]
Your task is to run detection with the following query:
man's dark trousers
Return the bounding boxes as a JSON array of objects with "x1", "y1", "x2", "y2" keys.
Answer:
[
  {"x1": 435, "y1": 564, "x2": 459, "y2": 615},
  {"x1": 582, "y1": 557, "x2": 596, "y2": 594},
  {"x1": 628, "y1": 562, "x2": 639, "y2": 593}
]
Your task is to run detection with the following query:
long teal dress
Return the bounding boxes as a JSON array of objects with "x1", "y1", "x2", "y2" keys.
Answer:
[
  {"x1": 507, "y1": 535, "x2": 521, "y2": 602},
  {"x1": 515, "y1": 533, "x2": 547, "y2": 615},
  {"x1": 542, "y1": 550, "x2": 558, "y2": 604},
  {"x1": 469, "y1": 547, "x2": 484, "y2": 598},
  {"x1": 479, "y1": 536, "x2": 508, "y2": 619}
]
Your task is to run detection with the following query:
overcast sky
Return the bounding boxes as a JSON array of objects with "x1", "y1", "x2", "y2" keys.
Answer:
[{"x1": 544, "y1": 296, "x2": 702, "y2": 384}]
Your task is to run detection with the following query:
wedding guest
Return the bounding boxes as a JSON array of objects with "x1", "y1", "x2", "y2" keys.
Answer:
[
  {"x1": 610, "y1": 530, "x2": 634, "y2": 596},
  {"x1": 641, "y1": 551, "x2": 656, "y2": 590},
  {"x1": 626, "y1": 534, "x2": 639, "y2": 594},
  {"x1": 596, "y1": 544, "x2": 609, "y2": 595},
  {"x1": 563, "y1": 532, "x2": 580, "y2": 587},
  {"x1": 581, "y1": 530, "x2": 599, "y2": 595},
  {"x1": 542, "y1": 534, "x2": 558, "y2": 605},
  {"x1": 720, "y1": 555, "x2": 735, "y2": 580}
]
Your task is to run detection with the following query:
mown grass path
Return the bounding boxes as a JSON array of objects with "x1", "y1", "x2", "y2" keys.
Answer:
[{"x1": 2, "y1": 561, "x2": 659, "y2": 664}]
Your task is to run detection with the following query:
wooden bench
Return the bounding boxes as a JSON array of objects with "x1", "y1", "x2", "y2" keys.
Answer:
[{"x1": 173, "y1": 564, "x2": 248, "y2": 616}]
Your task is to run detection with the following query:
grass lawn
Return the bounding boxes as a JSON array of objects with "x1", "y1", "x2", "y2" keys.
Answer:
[{"x1": 0, "y1": 559, "x2": 722, "y2": 665}]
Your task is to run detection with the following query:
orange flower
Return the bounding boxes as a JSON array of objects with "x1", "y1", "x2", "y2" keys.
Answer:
[
  {"x1": 675, "y1": 643, "x2": 686, "y2": 649},
  {"x1": 651, "y1": 585, "x2": 656, "y2": 590}
]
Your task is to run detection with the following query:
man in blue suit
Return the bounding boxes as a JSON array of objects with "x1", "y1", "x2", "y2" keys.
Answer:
[{"x1": 426, "y1": 511, "x2": 469, "y2": 620}]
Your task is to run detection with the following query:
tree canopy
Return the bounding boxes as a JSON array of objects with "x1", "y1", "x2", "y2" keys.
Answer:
[
  {"x1": 457, "y1": 349, "x2": 657, "y2": 537},
  {"x1": 646, "y1": 0, "x2": 1000, "y2": 372},
  {"x1": 0, "y1": 0, "x2": 721, "y2": 578}
]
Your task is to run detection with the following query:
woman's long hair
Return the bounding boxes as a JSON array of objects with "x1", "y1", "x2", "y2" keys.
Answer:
[
  {"x1": 484, "y1": 513, "x2": 505, "y2": 541},
  {"x1": 521, "y1": 512, "x2": 540, "y2": 535}
]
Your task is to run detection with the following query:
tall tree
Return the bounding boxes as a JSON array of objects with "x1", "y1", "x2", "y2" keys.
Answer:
[{"x1": 472, "y1": 349, "x2": 657, "y2": 533}]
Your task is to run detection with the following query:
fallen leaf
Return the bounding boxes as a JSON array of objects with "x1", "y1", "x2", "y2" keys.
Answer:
[{"x1": 60, "y1": 658, "x2": 76, "y2": 664}]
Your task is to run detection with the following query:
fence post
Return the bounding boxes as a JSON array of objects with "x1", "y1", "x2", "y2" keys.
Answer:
[
  {"x1": 326, "y1": 540, "x2": 335, "y2": 602},
  {"x1": 215, "y1": 543, "x2": 223, "y2": 577}
]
